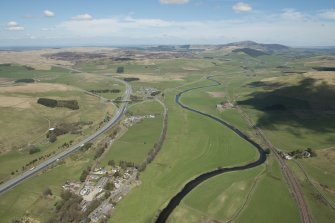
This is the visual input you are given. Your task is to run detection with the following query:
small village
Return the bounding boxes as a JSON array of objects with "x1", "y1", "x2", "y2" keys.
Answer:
[
  {"x1": 141, "y1": 87, "x2": 160, "y2": 96},
  {"x1": 62, "y1": 166, "x2": 139, "y2": 222}
]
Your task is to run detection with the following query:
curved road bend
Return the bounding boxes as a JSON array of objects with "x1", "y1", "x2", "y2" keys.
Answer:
[
  {"x1": 155, "y1": 76, "x2": 267, "y2": 223},
  {"x1": 0, "y1": 78, "x2": 132, "y2": 196}
]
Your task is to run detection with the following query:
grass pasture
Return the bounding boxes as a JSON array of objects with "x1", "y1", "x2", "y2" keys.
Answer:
[
  {"x1": 101, "y1": 116, "x2": 163, "y2": 166},
  {"x1": 158, "y1": 76, "x2": 300, "y2": 223},
  {"x1": 234, "y1": 69, "x2": 335, "y2": 151},
  {"x1": 168, "y1": 166, "x2": 265, "y2": 223},
  {"x1": 0, "y1": 64, "x2": 118, "y2": 181},
  {"x1": 101, "y1": 100, "x2": 164, "y2": 167},
  {"x1": 128, "y1": 100, "x2": 163, "y2": 115},
  {"x1": 288, "y1": 155, "x2": 335, "y2": 223},
  {"x1": 236, "y1": 157, "x2": 300, "y2": 223},
  {"x1": 206, "y1": 56, "x2": 335, "y2": 223},
  {"x1": 169, "y1": 166, "x2": 299, "y2": 223},
  {"x1": 1, "y1": 50, "x2": 335, "y2": 223},
  {"x1": 0, "y1": 134, "x2": 79, "y2": 182},
  {"x1": 109, "y1": 87, "x2": 260, "y2": 223},
  {"x1": 0, "y1": 143, "x2": 96, "y2": 223}
]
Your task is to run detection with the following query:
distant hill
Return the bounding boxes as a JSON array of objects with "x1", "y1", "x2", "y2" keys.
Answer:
[
  {"x1": 190, "y1": 41, "x2": 290, "y2": 55},
  {"x1": 222, "y1": 41, "x2": 290, "y2": 52}
]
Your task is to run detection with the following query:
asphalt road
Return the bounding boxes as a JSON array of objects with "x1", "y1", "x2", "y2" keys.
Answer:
[{"x1": 0, "y1": 77, "x2": 132, "y2": 196}]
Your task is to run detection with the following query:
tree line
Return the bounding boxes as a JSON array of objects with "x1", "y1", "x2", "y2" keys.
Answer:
[
  {"x1": 137, "y1": 111, "x2": 168, "y2": 172},
  {"x1": 124, "y1": 77, "x2": 139, "y2": 82},
  {"x1": 89, "y1": 89, "x2": 121, "y2": 94},
  {"x1": 37, "y1": 98, "x2": 79, "y2": 110},
  {"x1": 15, "y1": 78, "x2": 35, "y2": 83}
]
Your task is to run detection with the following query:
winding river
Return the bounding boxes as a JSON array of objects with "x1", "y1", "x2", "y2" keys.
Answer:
[{"x1": 155, "y1": 76, "x2": 267, "y2": 223}]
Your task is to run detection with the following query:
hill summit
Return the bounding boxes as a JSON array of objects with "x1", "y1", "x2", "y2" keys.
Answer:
[{"x1": 190, "y1": 41, "x2": 290, "y2": 56}]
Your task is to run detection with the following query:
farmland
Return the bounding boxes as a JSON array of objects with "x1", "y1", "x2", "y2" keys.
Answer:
[
  {"x1": 109, "y1": 89, "x2": 260, "y2": 222},
  {"x1": 0, "y1": 63, "x2": 118, "y2": 182},
  {"x1": 101, "y1": 100, "x2": 164, "y2": 166},
  {"x1": 0, "y1": 45, "x2": 334, "y2": 223}
]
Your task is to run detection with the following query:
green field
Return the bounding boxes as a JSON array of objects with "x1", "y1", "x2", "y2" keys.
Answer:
[
  {"x1": 168, "y1": 157, "x2": 300, "y2": 223},
  {"x1": 0, "y1": 146, "x2": 96, "y2": 223},
  {"x1": 154, "y1": 76, "x2": 301, "y2": 223},
  {"x1": 289, "y1": 158, "x2": 335, "y2": 223},
  {"x1": 168, "y1": 166, "x2": 265, "y2": 223},
  {"x1": 128, "y1": 100, "x2": 163, "y2": 115},
  {"x1": 101, "y1": 100, "x2": 164, "y2": 166},
  {"x1": 197, "y1": 57, "x2": 335, "y2": 222},
  {"x1": 109, "y1": 53, "x2": 335, "y2": 223},
  {"x1": 236, "y1": 157, "x2": 300, "y2": 223},
  {"x1": 1, "y1": 48, "x2": 335, "y2": 223},
  {"x1": 0, "y1": 64, "x2": 122, "y2": 182},
  {"x1": 109, "y1": 87, "x2": 260, "y2": 222}
]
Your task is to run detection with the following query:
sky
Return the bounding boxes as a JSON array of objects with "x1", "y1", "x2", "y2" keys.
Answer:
[{"x1": 1, "y1": 0, "x2": 335, "y2": 47}]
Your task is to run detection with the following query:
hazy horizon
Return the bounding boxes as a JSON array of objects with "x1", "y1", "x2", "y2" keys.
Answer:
[
  {"x1": 1, "y1": 41, "x2": 335, "y2": 50},
  {"x1": 1, "y1": 0, "x2": 335, "y2": 47}
]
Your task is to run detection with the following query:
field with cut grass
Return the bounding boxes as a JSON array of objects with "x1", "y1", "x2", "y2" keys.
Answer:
[
  {"x1": 168, "y1": 166, "x2": 265, "y2": 223},
  {"x1": 236, "y1": 157, "x2": 300, "y2": 223},
  {"x1": 159, "y1": 76, "x2": 300, "y2": 223},
  {"x1": 169, "y1": 157, "x2": 300, "y2": 223}
]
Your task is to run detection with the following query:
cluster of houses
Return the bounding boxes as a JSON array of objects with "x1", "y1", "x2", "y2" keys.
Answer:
[
  {"x1": 62, "y1": 166, "x2": 138, "y2": 222},
  {"x1": 89, "y1": 201, "x2": 113, "y2": 222},
  {"x1": 123, "y1": 115, "x2": 155, "y2": 127},
  {"x1": 142, "y1": 87, "x2": 160, "y2": 95}
]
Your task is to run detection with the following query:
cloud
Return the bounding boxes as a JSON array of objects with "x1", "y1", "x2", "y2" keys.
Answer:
[
  {"x1": 233, "y1": 2, "x2": 252, "y2": 13},
  {"x1": 71, "y1": 14, "x2": 93, "y2": 21},
  {"x1": 7, "y1": 21, "x2": 19, "y2": 27},
  {"x1": 4, "y1": 10, "x2": 335, "y2": 46},
  {"x1": 281, "y1": 9, "x2": 305, "y2": 20},
  {"x1": 44, "y1": 10, "x2": 55, "y2": 17},
  {"x1": 61, "y1": 16, "x2": 174, "y2": 37},
  {"x1": 5, "y1": 21, "x2": 24, "y2": 31},
  {"x1": 160, "y1": 0, "x2": 189, "y2": 4},
  {"x1": 319, "y1": 9, "x2": 335, "y2": 20},
  {"x1": 6, "y1": 27, "x2": 25, "y2": 31},
  {"x1": 123, "y1": 16, "x2": 172, "y2": 27},
  {"x1": 61, "y1": 18, "x2": 121, "y2": 36},
  {"x1": 57, "y1": 15, "x2": 335, "y2": 46}
]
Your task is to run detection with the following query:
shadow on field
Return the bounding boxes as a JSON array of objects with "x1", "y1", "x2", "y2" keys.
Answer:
[{"x1": 238, "y1": 78, "x2": 335, "y2": 134}]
